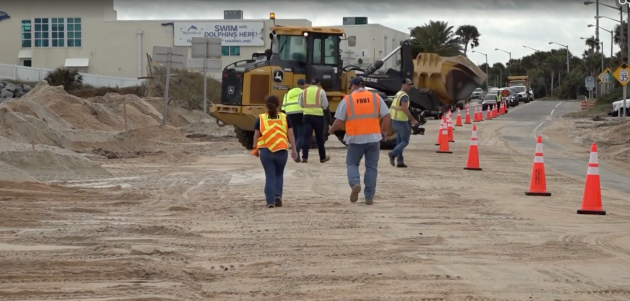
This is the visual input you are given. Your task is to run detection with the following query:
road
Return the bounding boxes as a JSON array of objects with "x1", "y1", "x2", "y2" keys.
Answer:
[
  {"x1": 1, "y1": 100, "x2": 630, "y2": 300},
  {"x1": 496, "y1": 100, "x2": 630, "y2": 194}
]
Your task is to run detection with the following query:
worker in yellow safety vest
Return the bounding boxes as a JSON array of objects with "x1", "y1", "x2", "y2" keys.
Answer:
[
  {"x1": 281, "y1": 79, "x2": 305, "y2": 162},
  {"x1": 387, "y1": 78, "x2": 419, "y2": 168},
  {"x1": 298, "y1": 78, "x2": 330, "y2": 163}
]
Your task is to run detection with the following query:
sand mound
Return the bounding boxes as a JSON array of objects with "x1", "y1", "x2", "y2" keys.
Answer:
[
  {"x1": 562, "y1": 117, "x2": 630, "y2": 164},
  {"x1": 0, "y1": 136, "x2": 110, "y2": 179},
  {"x1": 0, "y1": 82, "x2": 217, "y2": 181},
  {"x1": 179, "y1": 119, "x2": 234, "y2": 138}
]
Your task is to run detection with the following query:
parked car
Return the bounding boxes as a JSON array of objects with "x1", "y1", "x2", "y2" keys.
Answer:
[
  {"x1": 511, "y1": 85, "x2": 532, "y2": 103},
  {"x1": 471, "y1": 88, "x2": 484, "y2": 100}
]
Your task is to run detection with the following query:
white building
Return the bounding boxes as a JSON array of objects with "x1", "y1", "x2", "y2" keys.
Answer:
[
  {"x1": 0, "y1": 0, "x2": 310, "y2": 79},
  {"x1": 334, "y1": 24, "x2": 410, "y2": 72},
  {"x1": 0, "y1": 0, "x2": 408, "y2": 80}
]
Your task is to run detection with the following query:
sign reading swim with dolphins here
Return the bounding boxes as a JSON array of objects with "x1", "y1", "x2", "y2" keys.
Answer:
[{"x1": 173, "y1": 21, "x2": 265, "y2": 47}]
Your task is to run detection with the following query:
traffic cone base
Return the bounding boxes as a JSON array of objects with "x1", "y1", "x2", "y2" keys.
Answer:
[
  {"x1": 577, "y1": 143, "x2": 606, "y2": 215},
  {"x1": 525, "y1": 191, "x2": 551, "y2": 196},
  {"x1": 437, "y1": 150, "x2": 453, "y2": 154},
  {"x1": 525, "y1": 136, "x2": 551, "y2": 197},
  {"x1": 577, "y1": 209, "x2": 606, "y2": 215},
  {"x1": 464, "y1": 167, "x2": 482, "y2": 170}
]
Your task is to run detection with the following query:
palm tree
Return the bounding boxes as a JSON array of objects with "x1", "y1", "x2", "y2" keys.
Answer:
[
  {"x1": 410, "y1": 21, "x2": 462, "y2": 57},
  {"x1": 455, "y1": 25, "x2": 481, "y2": 55},
  {"x1": 584, "y1": 36, "x2": 599, "y2": 54},
  {"x1": 613, "y1": 21, "x2": 627, "y2": 61}
]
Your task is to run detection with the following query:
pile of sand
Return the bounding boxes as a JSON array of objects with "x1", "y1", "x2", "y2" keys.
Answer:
[
  {"x1": 562, "y1": 117, "x2": 630, "y2": 162},
  {"x1": 0, "y1": 82, "x2": 231, "y2": 181}
]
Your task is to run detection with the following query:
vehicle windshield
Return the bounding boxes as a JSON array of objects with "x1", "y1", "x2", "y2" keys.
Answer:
[
  {"x1": 513, "y1": 86, "x2": 526, "y2": 92},
  {"x1": 277, "y1": 35, "x2": 307, "y2": 62},
  {"x1": 484, "y1": 94, "x2": 496, "y2": 100},
  {"x1": 474, "y1": 88, "x2": 483, "y2": 92}
]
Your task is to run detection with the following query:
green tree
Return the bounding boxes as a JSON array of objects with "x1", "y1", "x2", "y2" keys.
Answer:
[
  {"x1": 455, "y1": 25, "x2": 481, "y2": 55},
  {"x1": 410, "y1": 21, "x2": 462, "y2": 57}
]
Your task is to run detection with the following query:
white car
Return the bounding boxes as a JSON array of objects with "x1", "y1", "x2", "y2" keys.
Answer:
[{"x1": 609, "y1": 99, "x2": 630, "y2": 116}]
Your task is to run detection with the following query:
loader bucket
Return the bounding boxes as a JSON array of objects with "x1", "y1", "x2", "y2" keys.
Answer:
[{"x1": 412, "y1": 53, "x2": 487, "y2": 105}]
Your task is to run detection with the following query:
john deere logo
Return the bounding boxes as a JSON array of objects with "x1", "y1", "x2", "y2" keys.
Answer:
[
  {"x1": 273, "y1": 70, "x2": 284, "y2": 83},
  {"x1": 0, "y1": 11, "x2": 9, "y2": 22}
]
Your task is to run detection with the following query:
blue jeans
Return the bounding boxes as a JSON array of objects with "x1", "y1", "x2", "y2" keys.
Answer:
[
  {"x1": 389, "y1": 120, "x2": 411, "y2": 163},
  {"x1": 346, "y1": 142, "x2": 380, "y2": 199},
  {"x1": 259, "y1": 149, "x2": 288, "y2": 206}
]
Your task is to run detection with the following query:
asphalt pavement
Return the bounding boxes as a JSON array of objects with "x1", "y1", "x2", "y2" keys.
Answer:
[{"x1": 497, "y1": 100, "x2": 630, "y2": 194}]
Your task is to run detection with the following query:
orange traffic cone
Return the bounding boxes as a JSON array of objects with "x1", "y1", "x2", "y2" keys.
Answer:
[
  {"x1": 455, "y1": 108, "x2": 463, "y2": 126},
  {"x1": 435, "y1": 116, "x2": 445, "y2": 146},
  {"x1": 577, "y1": 143, "x2": 606, "y2": 215},
  {"x1": 463, "y1": 125, "x2": 482, "y2": 170},
  {"x1": 525, "y1": 136, "x2": 551, "y2": 196},
  {"x1": 447, "y1": 113, "x2": 455, "y2": 142},
  {"x1": 486, "y1": 106, "x2": 492, "y2": 120},
  {"x1": 436, "y1": 120, "x2": 452, "y2": 154},
  {"x1": 473, "y1": 106, "x2": 479, "y2": 122},
  {"x1": 464, "y1": 105, "x2": 471, "y2": 124},
  {"x1": 492, "y1": 104, "x2": 498, "y2": 118},
  {"x1": 499, "y1": 102, "x2": 504, "y2": 115}
]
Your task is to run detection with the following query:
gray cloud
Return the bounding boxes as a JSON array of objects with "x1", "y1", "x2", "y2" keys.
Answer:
[{"x1": 113, "y1": 0, "x2": 624, "y2": 65}]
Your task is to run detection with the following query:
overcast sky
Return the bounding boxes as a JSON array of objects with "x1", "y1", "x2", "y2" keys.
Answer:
[{"x1": 114, "y1": 0, "x2": 625, "y2": 66}]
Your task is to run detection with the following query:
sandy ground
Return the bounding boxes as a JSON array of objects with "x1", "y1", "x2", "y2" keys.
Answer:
[{"x1": 1, "y1": 93, "x2": 630, "y2": 300}]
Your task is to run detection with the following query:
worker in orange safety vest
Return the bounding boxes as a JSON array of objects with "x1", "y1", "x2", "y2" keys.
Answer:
[{"x1": 328, "y1": 77, "x2": 391, "y2": 205}]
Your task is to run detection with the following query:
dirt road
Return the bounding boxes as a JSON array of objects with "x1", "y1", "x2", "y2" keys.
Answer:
[{"x1": 1, "y1": 101, "x2": 629, "y2": 300}]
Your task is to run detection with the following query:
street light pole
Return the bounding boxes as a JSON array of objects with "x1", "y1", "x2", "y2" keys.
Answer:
[
  {"x1": 472, "y1": 50, "x2": 488, "y2": 89},
  {"x1": 549, "y1": 42, "x2": 570, "y2": 73},
  {"x1": 495, "y1": 48, "x2": 511, "y2": 84}
]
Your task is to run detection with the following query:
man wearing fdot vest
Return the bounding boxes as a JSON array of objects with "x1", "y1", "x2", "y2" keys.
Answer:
[
  {"x1": 282, "y1": 79, "x2": 306, "y2": 162},
  {"x1": 298, "y1": 78, "x2": 331, "y2": 163},
  {"x1": 328, "y1": 77, "x2": 391, "y2": 205},
  {"x1": 388, "y1": 78, "x2": 419, "y2": 168}
]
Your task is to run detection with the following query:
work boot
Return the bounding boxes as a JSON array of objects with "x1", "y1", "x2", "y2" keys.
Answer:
[
  {"x1": 388, "y1": 153, "x2": 395, "y2": 166},
  {"x1": 397, "y1": 163, "x2": 408, "y2": 168},
  {"x1": 350, "y1": 184, "x2": 361, "y2": 203},
  {"x1": 275, "y1": 197, "x2": 282, "y2": 207},
  {"x1": 302, "y1": 159, "x2": 308, "y2": 163},
  {"x1": 320, "y1": 155, "x2": 330, "y2": 163},
  {"x1": 365, "y1": 198, "x2": 374, "y2": 205},
  {"x1": 294, "y1": 157, "x2": 302, "y2": 163},
  {"x1": 267, "y1": 204, "x2": 274, "y2": 208}
]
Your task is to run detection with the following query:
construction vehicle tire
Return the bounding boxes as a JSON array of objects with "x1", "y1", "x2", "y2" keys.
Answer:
[{"x1": 236, "y1": 128, "x2": 255, "y2": 150}]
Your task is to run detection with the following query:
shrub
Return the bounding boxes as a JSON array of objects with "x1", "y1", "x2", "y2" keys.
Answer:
[{"x1": 44, "y1": 68, "x2": 83, "y2": 91}]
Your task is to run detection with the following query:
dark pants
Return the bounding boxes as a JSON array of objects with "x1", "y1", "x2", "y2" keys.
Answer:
[
  {"x1": 302, "y1": 114, "x2": 326, "y2": 161},
  {"x1": 259, "y1": 149, "x2": 288, "y2": 206},
  {"x1": 287, "y1": 113, "x2": 304, "y2": 159}
]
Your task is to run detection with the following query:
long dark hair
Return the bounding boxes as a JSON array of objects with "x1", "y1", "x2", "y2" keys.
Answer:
[{"x1": 265, "y1": 95, "x2": 280, "y2": 118}]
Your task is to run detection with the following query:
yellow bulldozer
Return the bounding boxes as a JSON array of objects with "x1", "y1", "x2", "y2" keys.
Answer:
[{"x1": 211, "y1": 16, "x2": 487, "y2": 150}]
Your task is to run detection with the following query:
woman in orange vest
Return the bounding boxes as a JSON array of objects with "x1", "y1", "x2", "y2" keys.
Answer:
[{"x1": 252, "y1": 95, "x2": 298, "y2": 208}]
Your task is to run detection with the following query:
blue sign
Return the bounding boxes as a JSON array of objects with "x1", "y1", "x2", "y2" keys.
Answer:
[{"x1": 0, "y1": 11, "x2": 9, "y2": 22}]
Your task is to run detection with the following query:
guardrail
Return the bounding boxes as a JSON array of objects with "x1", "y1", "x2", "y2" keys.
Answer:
[{"x1": 0, "y1": 63, "x2": 144, "y2": 88}]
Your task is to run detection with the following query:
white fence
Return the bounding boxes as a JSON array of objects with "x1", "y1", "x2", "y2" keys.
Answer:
[{"x1": 0, "y1": 63, "x2": 144, "y2": 88}]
